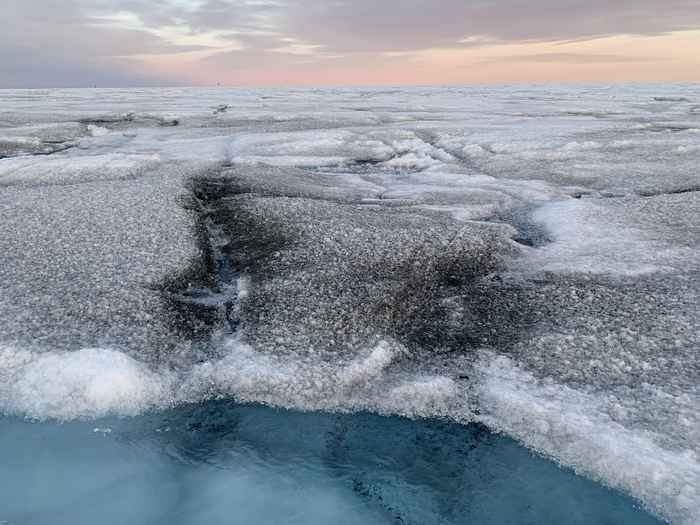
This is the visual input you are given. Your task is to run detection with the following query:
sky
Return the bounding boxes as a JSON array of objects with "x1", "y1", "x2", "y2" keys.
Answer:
[{"x1": 2, "y1": 0, "x2": 700, "y2": 87}]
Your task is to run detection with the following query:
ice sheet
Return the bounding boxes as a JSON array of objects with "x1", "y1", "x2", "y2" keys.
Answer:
[{"x1": 0, "y1": 84, "x2": 698, "y2": 524}]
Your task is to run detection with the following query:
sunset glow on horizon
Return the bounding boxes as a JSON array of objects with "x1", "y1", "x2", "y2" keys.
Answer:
[{"x1": 3, "y1": 1, "x2": 700, "y2": 88}]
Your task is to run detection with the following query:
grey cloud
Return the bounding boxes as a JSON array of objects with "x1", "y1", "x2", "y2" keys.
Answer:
[
  {"x1": 87, "y1": 0, "x2": 282, "y2": 34},
  {"x1": 0, "y1": 0, "x2": 215, "y2": 87},
  {"x1": 0, "y1": 46, "x2": 174, "y2": 88},
  {"x1": 2, "y1": 0, "x2": 700, "y2": 87},
  {"x1": 277, "y1": 0, "x2": 700, "y2": 52},
  {"x1": 2, "y1": 1, "x2": 210, "y2": 57},
  {"x1": 483, "y1": 53, "x2": 668, "y2": 64},
  {"x1": 126, "y1": 0, "x2": 700, "y2": 55}
]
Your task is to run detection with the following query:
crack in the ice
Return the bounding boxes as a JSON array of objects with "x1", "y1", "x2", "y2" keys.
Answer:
[
  {"x1": 0, "y1": 143, "x2": 76, "y2": 160},
  {"x1": 638, "y1": 187, "x2": 700, "y2": 198}
]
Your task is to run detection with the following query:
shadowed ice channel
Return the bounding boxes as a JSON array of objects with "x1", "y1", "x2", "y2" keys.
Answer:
[{"x1": 0, "y1": 401, "x2": 662, "y2": 525}]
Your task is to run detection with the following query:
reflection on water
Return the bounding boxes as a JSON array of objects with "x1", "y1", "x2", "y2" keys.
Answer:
[{"x1": 0, "y1": 401, "x2": 662, "y2": 525}]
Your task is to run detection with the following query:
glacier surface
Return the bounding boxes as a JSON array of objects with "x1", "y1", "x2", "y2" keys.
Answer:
[{"x1": 0, "y1": 85, "x2": 698, "y2": 524}]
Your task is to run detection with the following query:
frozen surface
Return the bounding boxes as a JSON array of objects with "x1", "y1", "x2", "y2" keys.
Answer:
[{"x1": 0, "y1": 85, "x2": 699, "y2": 524}]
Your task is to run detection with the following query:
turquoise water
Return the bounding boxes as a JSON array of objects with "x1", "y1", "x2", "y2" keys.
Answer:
[{"x1": 0, "y1": 402, "x2": 662, "y2": 525}]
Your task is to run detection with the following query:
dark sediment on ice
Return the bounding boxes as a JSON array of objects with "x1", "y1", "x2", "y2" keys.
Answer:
[
  {"x1": 185, "y1": 164, "x2": 699, "y2": 410},
  {"x1": 190, "y1": 164, "x2": 519, "y2": 358}
]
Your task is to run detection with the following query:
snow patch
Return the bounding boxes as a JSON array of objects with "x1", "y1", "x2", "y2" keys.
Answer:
[
  {"x1": 0, "y1": 346, "x2": 172, "y2": 420},
  {"x1": 0, "y1": 340, "x2": 462, "y2": 422},
  {"x1": 87, "y1": 124, "x2": 110, "y2": 137}
]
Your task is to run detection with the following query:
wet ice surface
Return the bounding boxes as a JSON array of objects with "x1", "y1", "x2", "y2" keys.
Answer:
[{"x1": 1, "y1": 85, "x2": 699, "y2": 524}]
